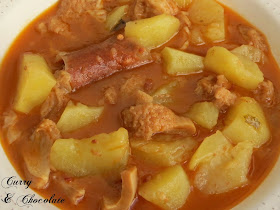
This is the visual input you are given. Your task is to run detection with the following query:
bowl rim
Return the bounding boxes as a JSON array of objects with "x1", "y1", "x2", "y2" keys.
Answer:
[{"x1": 1, "y1": 0, "x2": 280, "y2": 209}]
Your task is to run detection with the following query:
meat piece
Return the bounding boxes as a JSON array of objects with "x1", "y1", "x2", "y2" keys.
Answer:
[
  {"x1": 37, "y1": 0, "x2": 106, "y2": 36},
  {"x1": 23, "y1": 119, "x2": 61, "y2": 189},
  {"x1": 195, "y1": 75, "x2": 231, "y2": 97},
  {"x1": 37, "y1": 22, "x2": 48, "y2": 34},
  {"x1": 145, "y1": 0, "x2": 179, "y2": 16},
  {"x1": 122, "y1": 104, "x2": 196, "y2": 140},
  {"x1": 196, "y1": 75, "x2": 236, "y2": 110},
  {"x1": 151, "y1": 52, "x2": 162, "y2": 64},
  {"x1": 177, "y1": 11, "x2": 192, "y2": 50},
  {"x1": 177, "y1": 11, "x2": 191, "y2": 28},
  {"x1": 216, "y1": 75, "x2": 232, "y2": 89},
  {"x1": 214, "y1": 87, "x2": 237, "y2": 110},
  {"x1": 62, "y1": 37, "x2": 152, "y2": 89},
  {"x1": 238, "y1": 25, "x2": 268, "y2": 52},
  {"x1": 195, "y1": 75, "x2": 216, "y2": 97},
  {"x1": 133, "y1": 0, "x2": 147, "y2": 20},
  {"x1": 40, "y1": 71, "x2": 72, "y2": 121},
  {"x1": 132, "y1": 0, "x2": 179, "y2": 20},
  {"x1": 179, "y1": 27, "x2": 190, "y2": 50},
  {"x1": 52, "y1": 174, "x2": 85, "y2": 205},
  {"x1": 120, "y1": 74, "x2": 147, "y2": 97},
  {"x1": 104, "y1": 86, "x2": 118, "y2": 105},
  {"x1": 143, "y1": 79, "x2": 154, "y2": 92},
  {"x1": 103, "y1": 167, "x2": 138, "y2": 210},
  {"x1": 135, "y1": 90, "x2": 153, "y2": 105},
  {"x1": 47, "y1": 17, "x2": 71, "y2": 37},
  {"x1": 2, "y1": 111, "x2": 22, "y2": 144},
  {"x1": 116, "y1": 75, "x2": 152, "y2": 104},
  {"x1": 58, "y1": 0, "x2": 105, "y2": 21},
  {"x1": 253, "y1": 80, "x2": 276, "y2": 107}
]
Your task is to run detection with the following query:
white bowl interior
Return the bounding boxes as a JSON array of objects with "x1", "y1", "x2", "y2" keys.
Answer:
[{"x1": 0, "y1": 0, "x2": 280, "y2": 209}]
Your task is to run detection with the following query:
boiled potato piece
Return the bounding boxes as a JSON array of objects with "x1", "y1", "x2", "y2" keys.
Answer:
[
  {"x1": 187, "y1": 102, "x2": 219, "y2": 129},
  {"x1": 50, "y1": 128, "x2": 129, "y2": 178},
  {"x1": 223, "y1": 97, "x2": 270, "y2": 148},
  {"x1": 194, "y1": 141, "x2": 253, "y2": 194},
  {"x1": 162, "y1": 47, "x2": 204, "y2": 76},
  {"x1": 203, "y1": 20, "x2": 225, "y2": 42},
  {"x1": 131, "y1": 136, "x2": 197, "y2": 167},
  {"x1": 189, "y1": 131, "x2": 232, "y2": 170},
  {"x1": 152, "y1": 80, "x2": 180, "y2": 105},
  {"x1": 236, "y1": 54, "x2": 265, "y2": 84},
  {"x1": 106, "y1": 5, "x2": 128, "y2": 31},
  {"x1": 188, "y1": 0, "x2": 225, "y2": 42},
  {"x1": 188, "y1": 0, "x2": 224, "y2": 25},
  {"x1": 139, "y1": 165, "x2": 190, "y2": 210},
  {"x1": 204, "y1": 46, "x2": 264, "y2": 89},
  {"x1": 231, "y1": 45, "x2": 264, "y2": 63},
  {"x1": 174, "y1": 0, "x2": 192, "y2": 9},
  {"x1": 14, "y1": 53, "x2": 56, "y2": 113},
  {"x1": 190, "y1": 22, "x2": 225, "y2": 44},
  {"x1": 57, "y1": 101, "x2": 104, "y2": 133},
  {"x1": 125, "y1": 14, "x2": 180, "y2": 49}
]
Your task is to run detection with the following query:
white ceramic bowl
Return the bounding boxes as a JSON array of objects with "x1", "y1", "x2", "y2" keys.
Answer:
[{"x1": 1, "y1": 0, "x2": 280, "y2": 209}]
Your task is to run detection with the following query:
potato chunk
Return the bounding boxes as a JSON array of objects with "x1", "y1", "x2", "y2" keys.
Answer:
[
  {"x1": 231, "y1": 45, "x2": 264, "y2": 63},
  {"x1": 190, "y1": 131, "x2": 253, "y2": 194},
  {"x1": 204, "y1": 46, "x2": 264, "y2": 89},
  {"x1": 139, "y1": 165, "x2": 190, "y2": 210},
  {"x1": 14, "y1": 53, "x2": 56, "y2": 113},
  {"x1": 194, "y1": 141, "x2": 253, "y2": 194},
  {"x1": 125, "y1": 14, "x2": 180, "y2": 49},
  {"x1": 188, "y1": 0, "x2": 225, "y2": 42},
  {"x1": 188, "y1": 0, "x2": 224, "y2": 25},
  {"x1": 50, "y1": 128, "x2": 129, "y2": 178},
  {"x1": 131, "y1": 135, "x2": 197, "y2": 167},
  {"x1": 189, "y1": 131, "x2": 232, "y2": 170},
  {"x1": 223, "y1": 97, "x2": 270, "y2": 148},
  {"x1": 203, "y1": 21, "x2": 225, "y2": 42},
  {"x1": 106, "y1": 5, "x2": 128, "y2": 31},
  {"x1": 161, "y1": 47, "x2": 204, "y2": 76},
  {"x1": 237, "y1": 54, "x2": 264, "y2": 82},
  {"x1": 57, "y1": 101, "x2": 104, "y2": 133},
  {"x1": 186, "y1": 102, "x2": 219, "y2": 129}
]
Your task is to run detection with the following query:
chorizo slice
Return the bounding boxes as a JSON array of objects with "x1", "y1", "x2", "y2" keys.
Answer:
[{"x1": 62, "y1": 36, "x2": 152, "y2": 90}]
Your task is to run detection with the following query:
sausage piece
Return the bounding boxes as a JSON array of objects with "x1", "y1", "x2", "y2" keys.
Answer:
[{"x1": 62, "y1": 36, "x2": 152, "y2": 90}]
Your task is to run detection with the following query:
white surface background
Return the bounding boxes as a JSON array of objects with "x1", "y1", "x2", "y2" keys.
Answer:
[{"x1": 1, "y1": 0, "x2": 280, "y2": 209}]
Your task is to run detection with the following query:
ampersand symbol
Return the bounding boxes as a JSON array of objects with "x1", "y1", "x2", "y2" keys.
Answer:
[{"x1": 1, "y1": 193, "x2": 14, "y2": 203}]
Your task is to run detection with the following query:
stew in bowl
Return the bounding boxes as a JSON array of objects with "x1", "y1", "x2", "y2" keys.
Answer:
[{"x1": 1, "y1": 0, "x2": 280, "y2": 209}]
